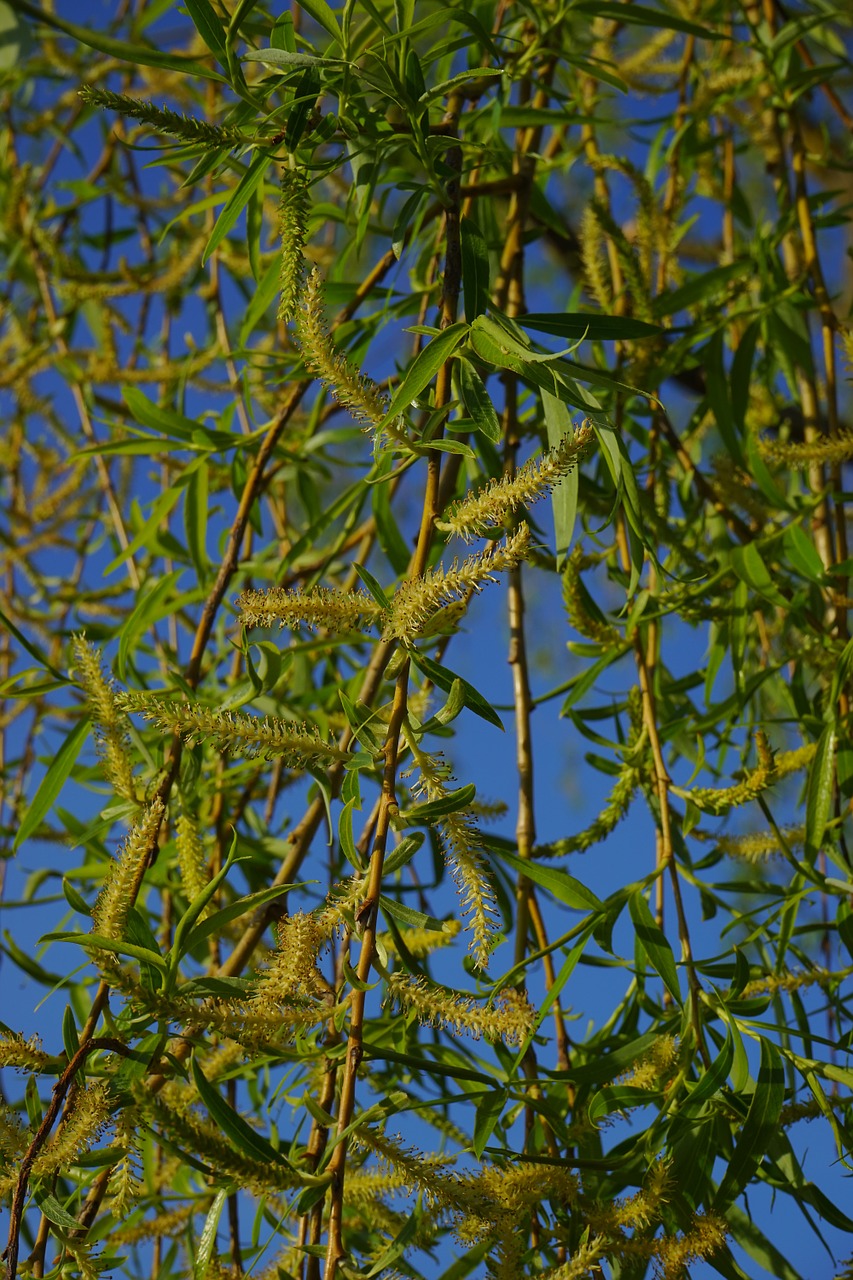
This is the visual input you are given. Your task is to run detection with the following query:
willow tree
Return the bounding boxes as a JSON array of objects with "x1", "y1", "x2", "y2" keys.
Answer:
[{"x1": 2, "y1": 1, "x2": 853, "y2": 1278}]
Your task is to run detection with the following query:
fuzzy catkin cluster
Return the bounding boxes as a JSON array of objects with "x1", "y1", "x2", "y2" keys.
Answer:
[
  {"x1": 238, "y1": 584, "x2": 384, "y2": 634},
  {"x1": 72, "y1": 634, "x2": 138, "y2": 802},
  {"x1": 296, "y1": 267, "x2": 388, "y2": 429},
  {"x1": 118, "y1": 692, "x2": 350, "y2": 766},
  {"x1": 278, "y1": 168, "x2": 310, "y2": 322},
  {"x1": 175, "y1": 811, "x2": 211, "y2": 914},
  {"x1": 437, "y1": 425, "x2": 594, "y2": 542},
  {"x1": 386, "y1": 973, "x2": 535, "y2": 1046},
  {"x1": 91, "y1": 798, "x2": 165, "y2": 947},
  {"x1": 386, "y1": 524, "x2": 531, "y2": 642}
]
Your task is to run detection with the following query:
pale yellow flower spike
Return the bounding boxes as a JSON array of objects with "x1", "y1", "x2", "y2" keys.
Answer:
[
  {"x1": 91, "y1": 798, "x2": 165, "y2": 946},
  {"x1": 386, "y1": 524, "x2": 531, "y2": 642},
  {"x1": 237, "y1": 584, "x2": 385, "y2": 634},
  {"x1": 437, "y1": 425, "x2": 594, "y2": 542},
  {"x1": 297, "y1": 267, "x2": 389, "y2": 430},
  {"x1": 71, "y1": 634, "x2": 138, "y2": 803},
  {"x1": 119, "y1": 692, "x2": 351, "y2": 766}
]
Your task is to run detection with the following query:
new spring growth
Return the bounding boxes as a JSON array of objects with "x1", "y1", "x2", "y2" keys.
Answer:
[
  {"x1": 91, "y1": 798, "x2": 165, "y2": 947},
  {"x1": 79, "y1": 87, "x2": 253, "y2": 149},
  {"x1": 296, "y1": 267, "x2": 389, "y2": 430},
  {"x1": 71, "y1": 634, "x2": 138, "y2": 803},
  {"x1": 386, "y1": 973, "x2": 535, "y2": 1046},
  {"x1": 436, "y1": 423, "x2": 594, "y2": 541},
  {"x1": 386, "y1": 524, "x2": 531, "y2": 641},
  {"x1": 238, "y1": 585, "x2": 385, "y2": 635},
  {"x1": 278, "y1": 167, "x2": 310, "y2": 323},
  {"x1": 118, "y1": 692, "x2": 350, "y2": 766}
]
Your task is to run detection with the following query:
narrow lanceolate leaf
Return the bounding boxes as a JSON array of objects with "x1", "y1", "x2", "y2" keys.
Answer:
[
  {"x1": 203, "y1": 150, "x2": 275, "y2": 265},
  {"x1": 805, "y1": 722, "x2": 837, "y2": 861},
  {"x1": 714, "y1": 1038, "x2": 785, "y2": 1211},
  {"x1": 456, "y1": 357, "x2": 501, "y2": 442},
  {"x1": 191, "y1": 1057, "x2": 293, "y2": 1168},
  {"x1": 185, "y1": 0, "x2": 227, "y2": 61},
  {"x1": 629, "y1": 891, "x2": 682, "y2": 1004},
  {"x1": 542, "y1": 388, "x2": 580, "y2": 566},
  {"x1": 14, "y1": 717, "x2": 90, "y2": 852},
  {"x1": 491, "y1": 847, "x2": 602, "y2": 912},
  {"x1": 460, "y1": 217, "x2": 490, "y2": 322},
  {"x1": 195, "y1": 1188, "x2": 228, "y2": 1280},
  {"x1": 473, "y1": 1087, "x2": 506, "y2": 1158},
  {"x1": 378, "y1": 322, "x2": 469, "y2": 430},
  {"x1": 518, "y1": 313, "x2": 663, "y2": 341}
]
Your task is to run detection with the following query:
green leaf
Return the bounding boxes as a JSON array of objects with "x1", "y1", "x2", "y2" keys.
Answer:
[
  {"x1": 379, "y1": 895, "x2": 454, "y2": 933},
  {"x1": 542, "y1": 388, "x2": 580, "y2": 567},
  {"x1": 192, "y1": 1056, "x2": 292, "y2": 1168},
  {"x1": 572, "y1": 0, "x2": 723, "y2": 37},
  {"x1": 195, "y1": 1188, "x2": 229, "y2": 1280},
  {"x1": 383, "y1": 831, "x2": 425, "y2": 875},
  {"x1": 185, "y1": 0, "x2": 227, "y2": 60},
  {"x1": 395, "y1": 783, "x2": 476, "y2": 826},
  {"x1": 473, "y1": 1087, "x2": 506, "y2": 1158},
  {"x1": 455, "y1": 357, "x2": 501, "y2": 442},
  {"x1": 203, "y1": 150, "x2": 275, "y2": 266},
  {"x1": 410, "y1": 652, "x2": 504, "y2": 730},
  {"x1": 31, "y1": 1183, "x2": 80, "y2": 1230},
  {"x1": 628, "y1": 891, "x2": 682, "y2": 1004},
  {"x1": 353, "y1": 562, "x2": 391, "y2": 610},
  {"x1": 678, "y1": 1035, "x2": 735, "y2": 1119},
  {"x1": 116, "y1": 570, "x2": 181, "y2": 681},
  {"x1": 588, "y1": 1084, "x2": 657, "y2": 1126},
  {"x1": 491, "y1": 848, "x2": 602, "y2": 912},
  {"x1": 378, "y1": 323, "x2": 470, "y2": 429},
  {"x1": 460, "y1": 217, "x2": 490, "y2": 322},
  {"x1": 519, "y1": 312, "x2": 663, "y2": 341},
  {"x1": 0, "y1": 605, "x2": 66, "y2": 681},
  {"x1": 729, "y1": 542, "x2": 789, "y2": 608},
  {"x1": 181, "y1": 881, "x2": 302, "y2": 954},
  {"x1": 184, "y1": 460, "x2": 210, "y2": 579},
  {"x1": 805, "y1": 722, "x2": 837, "y2": 861},
  {"x1": 14, "y1": 717, "x2": 90, "y2": 852},
  {"x1": 242, "y1": 48, "x2": 334, "y2": 69},
  {"x1": 62, "y1": 876, "x2": 91, "y2": 916},
  {"x1": 714, "y1": 1038, "x2": 785, "y2": 1210},
  {"x1": 15, "y1": 0, "x2": 228, "y2": 80},
  {"x1": 286, "y1": 0, "x2": 342, "y2": 43}
]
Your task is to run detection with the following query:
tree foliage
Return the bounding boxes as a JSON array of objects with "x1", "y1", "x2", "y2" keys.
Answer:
[{"x1": 2, "y1": 1, "x2": 853, "y2": 1278}]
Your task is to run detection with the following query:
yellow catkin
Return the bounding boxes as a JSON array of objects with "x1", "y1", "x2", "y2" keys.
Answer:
[
  {"x1": 119, "y1": 692, "x2": 350, "y2": 765},
  {"x1": 91, "y1": 798, "x2": 165, "y2": 945},
  {"x1": 387, "y1": 525, "x2": 531, "y2": 642},
  {"x1": 278, "y1": 167, "x2": 310, "y2": 322},
  {"x1": 71, "y1": 635, "x2": 138, "y2": 802},
  {"x1": 237, "y1": 584, "x2": 384, "y2": 634},
  {"x1": 174, "y1": 811, "x2": 211, "y2": 915},
  {"x1": 437, "y1": 426, "x2": 594, "y2": 541},
  {"x1": 297, "y1": 267, "x2": 389, "y2": 428}
]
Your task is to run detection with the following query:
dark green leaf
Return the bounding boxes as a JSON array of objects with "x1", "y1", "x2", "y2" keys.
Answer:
[
  {"x1": 410, "y1": 652, "x2": 504, "y2": 730},
  {"x1": 203, "y1": 150, "x2": 275, "y2": 265},
  {"x1": 805, "y1": 722, "x2": 837, "y2": 861},
  {"x1": 519, "y1": 312, "x2": 663, "y2": 341},
  {"x1": 379, "y1": 323, "x2": 470, "y2": 429},
  {"x1": 192, "y1": 1056, "x2": 292, "y2": 1167},
  {"x1": 629, "y1": 891, "x2": 682, "y2": 1004},
  {"x1": 714, "y1": 1038, "x2": 785, "y2": 1210},
  {"x1": 14, "y1": 717, "x2": 90, "y2": 852},
  {"x1": 460, "y1": 217, "x2": 490, "y2": 322},
  {"x1": 456, "y1": 357, "x2": 501, "y2": 442}
]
